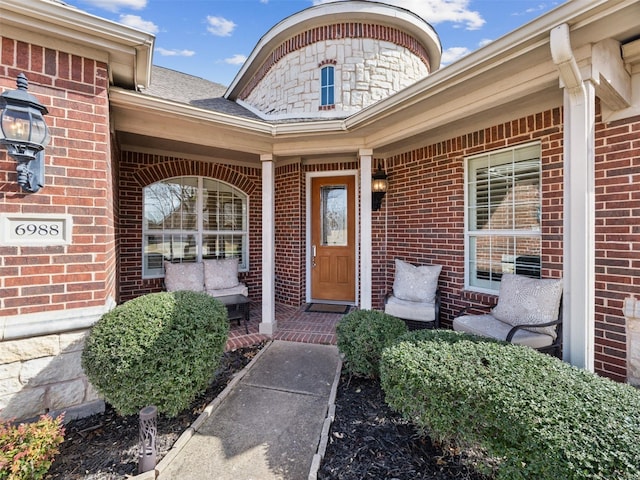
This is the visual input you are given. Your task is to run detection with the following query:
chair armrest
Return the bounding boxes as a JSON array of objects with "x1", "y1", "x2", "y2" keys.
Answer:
[
  {"x1": 505, "y1": 318, "x2": 562, "y2": 342},
  {"x1": 455, "y1": 301, "x2": 495, "y2": 318},
  {"x1": 384, "y1": 291, "x2": 393, "y2": 305},
  {"x1": 434, "y1": 289, "x2": 441, "y2": 329}
]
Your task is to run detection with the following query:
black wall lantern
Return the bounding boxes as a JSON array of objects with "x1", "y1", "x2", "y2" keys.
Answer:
[
  {"x1": 0, "y1": 73, "x2": 50, "y2": 193},
  {"x1": 371, "y1": 160, "x2": 388, "y2": 211}
]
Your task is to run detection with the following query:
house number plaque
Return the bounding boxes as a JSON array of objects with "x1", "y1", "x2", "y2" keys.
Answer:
[{"x1": 0, "y1": 214, "x2": 73, "y2": 246}]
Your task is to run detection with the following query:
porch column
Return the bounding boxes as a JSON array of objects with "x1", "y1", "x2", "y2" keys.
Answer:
[
  {"x1": 260, "y1": 154, "x2": 276, "y2": 335},
  {"x1": 551, "y1": 24, "x2": 595, "y2": 370},
  {"x1": 359, "y1": 149, "x2": 373, "y2": 310}
]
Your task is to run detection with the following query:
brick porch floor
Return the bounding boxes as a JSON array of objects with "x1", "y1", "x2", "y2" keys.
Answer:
[{"x1": 225, "y1": 302, "x2": 350, "y2": 350}]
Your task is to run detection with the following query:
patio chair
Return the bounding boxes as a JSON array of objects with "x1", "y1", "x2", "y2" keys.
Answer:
[
  {"x1": 384, "y1": 259, "x2": 442, "y2": 329},
  {"x1": 453, "y1": 273, "x2": 563, "y2": 357}
]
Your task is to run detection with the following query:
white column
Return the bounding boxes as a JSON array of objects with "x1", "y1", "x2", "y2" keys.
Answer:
[
  {"x1": 551, "y1": 24, "x2": 595, "y2": 370},
  {"x1": 359, "y1": 149, "x2": 373, "y2": 310},
  {"x1": 260, "y1": 154, "x2": 276, "y2": 335}
]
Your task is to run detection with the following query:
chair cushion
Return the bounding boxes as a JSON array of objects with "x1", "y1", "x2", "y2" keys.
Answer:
[
  {"x1": 206, "y1": 283, "x2": 248, "y2": 298},
  {"x1": 204, "y1": 258, "x2": 240, "y2": 291},
  {"x1": 164, "y1": 261, "x2": 204, "y2": 292},
  {"x1": 491, "y1": 273, "x2": 563, "y2": 338},
  {"x1": 453, "y1": 314, "x2": 554, "y2": 349},
  {"x1": 392, "y1": 259, "x2": 442, "y2": 303},
  {"x1": 385, "y1": 295, "x2": 436, "y2": 322}
]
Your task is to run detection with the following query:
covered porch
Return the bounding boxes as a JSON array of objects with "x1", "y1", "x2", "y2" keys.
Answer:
[{"x1": 225, "y1": 303, "x2": 344, "y2": 351}]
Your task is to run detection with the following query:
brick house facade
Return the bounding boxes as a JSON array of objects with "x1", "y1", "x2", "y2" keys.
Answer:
[
  {"x1": 0, "y1": 37, "x2": 117, "y2": 420},
  {"x1": 1, "y1": 0, "x2": 639, "y2": 421}
]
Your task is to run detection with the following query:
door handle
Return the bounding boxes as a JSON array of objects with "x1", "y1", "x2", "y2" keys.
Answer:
[{"x1": 312, "y1": 245, "x2": 317, "y2": 268}]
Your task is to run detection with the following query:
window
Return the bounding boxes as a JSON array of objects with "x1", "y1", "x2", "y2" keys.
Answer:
[
  {"x1": 320, "y1": 65, "x2": 335, "y2": 106},
  {"x1": 465, "y1": 143, "x2": 542, "y2": 293},
  {"x1": 143, "y1": 176, "x2": 248, "y2": 278}
]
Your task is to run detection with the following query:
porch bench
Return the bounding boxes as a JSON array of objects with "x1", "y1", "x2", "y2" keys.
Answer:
[
  {"x1": 163, "y1": 258, "x2": 248, "y2": 298},
  {"x1": 453, "y1": 273, "x2": 563, "y2": 357},
  {"x1": 164, "y1": 259, "x2": 249, "y2": 331}
]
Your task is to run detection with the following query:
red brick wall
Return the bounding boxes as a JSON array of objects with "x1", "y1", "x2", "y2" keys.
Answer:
[
  {"x1": 0, "y1": 37, "x2": 114, "y2": 317},
  {"x1": 272, "y1": 160, "x2": 360, "y2": 307},
  {"x1": 274, "y1": 163, "x2": 304, "y2": 305},
  {"x1": 374, "y1": 105, "x2": 640, "y2": 382},
  {"x1": 373, "y1": 112, "x2": 564, "y2": 325},
  {"x1": 117, "y1": 152, "x2": 262, "y2": 303},
  {"x1": 594, "y1": 107, "x2": 640, "y2": 381}
]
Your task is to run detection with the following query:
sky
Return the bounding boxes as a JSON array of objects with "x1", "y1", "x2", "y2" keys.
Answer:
[{"x1": 63, "y1": 0, "x2": 566, "y2": 87}]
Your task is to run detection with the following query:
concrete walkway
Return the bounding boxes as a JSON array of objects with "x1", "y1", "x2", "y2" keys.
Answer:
[{"x1": 152, "y1": 340, "x2": 341, "y2": 480}]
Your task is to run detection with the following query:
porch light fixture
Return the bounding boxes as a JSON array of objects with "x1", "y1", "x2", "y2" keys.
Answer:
[
  {"x1": 0, "y1": 73, "x2": 50, "y2": 193},
  {"x1": 371, "y1": 160, "x2": 388, "y2": 211}
]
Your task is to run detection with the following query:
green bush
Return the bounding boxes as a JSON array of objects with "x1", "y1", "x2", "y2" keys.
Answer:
[
  {"x1": 380, "y1": 329, "x2": 640, "y2": 479},
  {"x1": 82, "y1": 291, "x2": 229, "y2": 417},
  {"x1": 336, "y1": 309, "x2": 407, "y2": 378},
  {"x1": 0, "y1": 414, "x2": 65, "y2": 480}
]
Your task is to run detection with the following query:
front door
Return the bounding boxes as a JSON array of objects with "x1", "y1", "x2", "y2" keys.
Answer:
[{"x1": 310, "y1": 175, "x2": 356, "y2": 302}]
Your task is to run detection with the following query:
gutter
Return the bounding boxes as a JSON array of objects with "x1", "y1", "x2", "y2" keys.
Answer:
[{"x1": 345, "y1": 0, "x2": 622, "y2": 131}]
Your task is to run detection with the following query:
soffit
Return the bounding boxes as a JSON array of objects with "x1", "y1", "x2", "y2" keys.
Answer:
[{"x1": 0, "y1": 0, "x2": 154, "y2": 89}]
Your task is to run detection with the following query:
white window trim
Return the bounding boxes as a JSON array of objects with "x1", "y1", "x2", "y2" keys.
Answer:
[
  {"x1": 142, "y1": 176, "x2": 249, "y2": 279},
  {"x1": 464, "y1": 141, "x2": 542, "y2": 294},
  {"x1": 320, "y1": 65, "x2": 335, "y2": 106}
]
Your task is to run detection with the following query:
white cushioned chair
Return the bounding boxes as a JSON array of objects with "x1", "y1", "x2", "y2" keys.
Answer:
[
  {"x1": 164, "y1": 258, "x2": 248, "y2": 298},
  {"x1": 453, "y1": 273, "x2": 563, "y2": 357},
  {"x1": 384, "y1": 259, "x2": 442, "y2": 329}
]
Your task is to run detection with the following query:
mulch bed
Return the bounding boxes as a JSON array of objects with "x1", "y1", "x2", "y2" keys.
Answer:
[
  {"x1": 45, "y1": 343, "x2": 266, "y2": 480},
  {"x1": 46, "y1": 342, "x2": 490, "y2": 479},
  {"x1": 318, "y1": 374, "x2": 491, "y2": 480}
]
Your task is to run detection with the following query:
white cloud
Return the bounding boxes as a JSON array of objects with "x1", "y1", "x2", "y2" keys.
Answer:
[
  {"x1": 206, "y1": 16, "x2": 236, "y2": 37},
  {"x1": 478, "y1": 38, "x2": 493, "y2": 48},
  {"x1": 440, "y1": 46, "x2": 470, "y2": 65},
  {"x1": 513, "y1": 3, "x2": 553, "y2": 16},
  {"x1": 224, "y1": 54, "x2": 247, "y2": 65},
  {"x1": 155, "y1": 48, "x2": 195, "y2": 57},
  {"x1": 79, "y1": 0, "x2": 146, "y2": 13},
  {"x1": 119, "y1": 14, "x2": 158, "y2": 33},
  {"x1": 311, "y1": 0, "x2": 485, "y2": 30}
]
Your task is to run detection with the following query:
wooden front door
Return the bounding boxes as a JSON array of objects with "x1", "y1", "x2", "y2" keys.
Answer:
[{"x1": 310, "y1": 175, "x2": 356, "y2": 302}]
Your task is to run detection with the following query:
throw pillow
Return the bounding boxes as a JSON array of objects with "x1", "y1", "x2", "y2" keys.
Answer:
[
  {"x1": 163, "y1": 261, "x2": 204, "y2": 292},
  {"x1": 204, "y1": 258, "x2": 240, "y2": 291},
  {"x1": 492, "y1": 273, "x2": 563, "y2": 337},
  {"x1": 392, "y1": 259, "x2": 442, "y2": 303}
]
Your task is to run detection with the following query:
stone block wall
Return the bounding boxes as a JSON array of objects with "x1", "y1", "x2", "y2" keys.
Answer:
[
  {"x1": 242, "y1": 23, "x2": 429, "y2": 117},
  {"x1": 0, "y1": 330, "x2": 103, "y2": 421},
  {"x1": 624, "y1": 296, "x2": 640, "y2": 386}
]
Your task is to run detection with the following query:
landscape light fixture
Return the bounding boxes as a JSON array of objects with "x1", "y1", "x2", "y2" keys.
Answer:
[
  {"x1": 371, "y1": 160, "x2": 388, "y2": 211},
  {"x1": 0, "y1": 73, "x2": 50, "y2": 193}
]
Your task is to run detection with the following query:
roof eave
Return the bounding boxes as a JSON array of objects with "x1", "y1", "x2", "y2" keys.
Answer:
[{"x1": 0, "y1": 0, "x2": 155, "y2": 89}]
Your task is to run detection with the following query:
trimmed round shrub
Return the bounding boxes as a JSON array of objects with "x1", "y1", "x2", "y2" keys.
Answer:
[
  {"x1": 336, "y1": 309, "x2": 407, "y2": 378},
  {"x1": 82, "y1": 291, "x2": 229, "y2": 417},
  {"x1": 380, "y1": 329, "x2": 640, "y2": 479}
]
